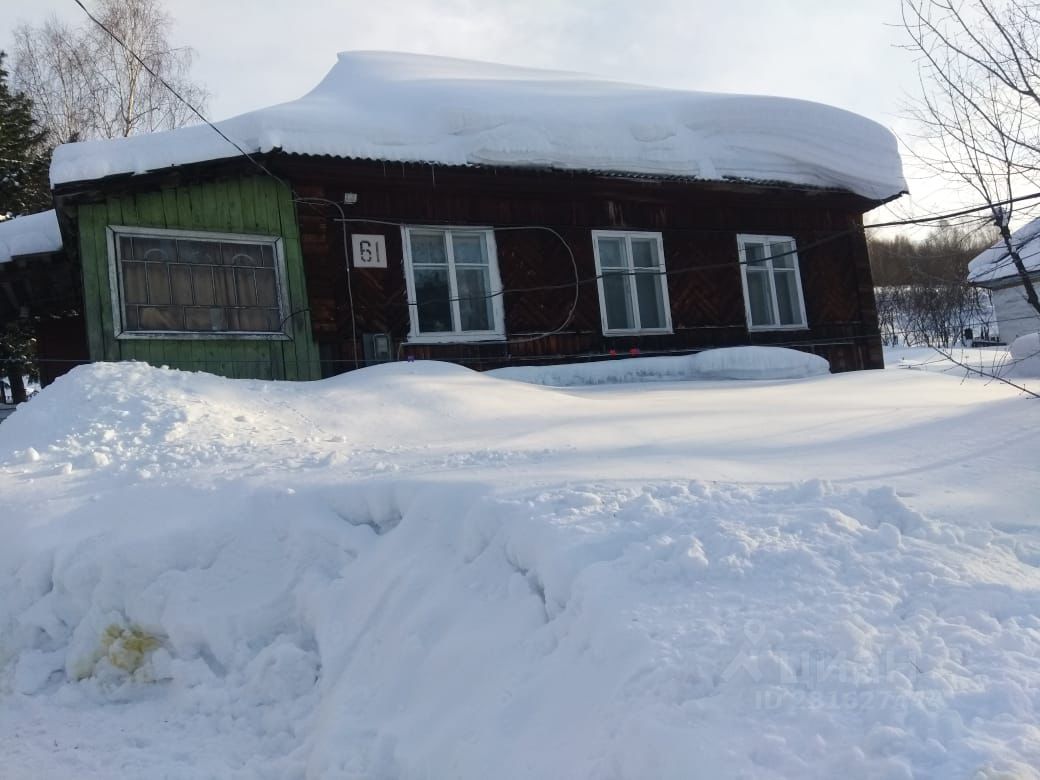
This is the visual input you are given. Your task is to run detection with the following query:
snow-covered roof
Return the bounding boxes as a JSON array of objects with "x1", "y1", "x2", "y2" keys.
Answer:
[
  {"x1": 50, "y1": 52, "x2": 907, "y2": 201},
  {"x1": 967, "y1": 217, "x2": 1040, "y2": 285},
  {"x1": 0, "y1": 210, "x2": 63, "y2": 264}
]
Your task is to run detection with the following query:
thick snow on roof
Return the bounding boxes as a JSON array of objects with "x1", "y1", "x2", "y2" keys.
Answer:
[
  {"x1": 51, "y1": 52, "x2": 907, "y2": 201},
  {"x1": 0, "y1": 210, "x2": 62, "y2": 263},
  {"x1": 968, "y1": 217, "x2": 1040, "y2": 285}
]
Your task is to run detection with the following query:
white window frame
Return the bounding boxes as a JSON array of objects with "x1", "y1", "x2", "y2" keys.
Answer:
[
  {"x1": 400, "y1": 225, "x2": 506, "y2": 343},
  {"x1": 591, "y1": 230, "x2": 673, "y2": 336},
  {"x1": 736, "y1": 233, "x2": 809, "y2": 331},
  {"x1": 107, "y1": 225, "x2": 291, "y2": 341}
]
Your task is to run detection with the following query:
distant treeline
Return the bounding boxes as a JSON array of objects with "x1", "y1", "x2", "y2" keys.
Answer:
[
  {"x1": 867, "y1": 224, "x2": 997, "y2": 347},
  {"x1": 867, "y1": 223, "x2": 996, "y2": 286}
]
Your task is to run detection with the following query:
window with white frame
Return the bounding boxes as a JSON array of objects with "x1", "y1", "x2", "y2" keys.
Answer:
[
  {"x1": 402, "y1": 227, "x2": 504, "y2": 340},
  {"x1": 737, "y1": 234, "x2": 808, "y2": 330},
  {"x1": 108, "y1": 226, "x2": 288, "y2": 338},
  {"x1": 592, "y1": 231, "x2": 672, "y2": 334}
]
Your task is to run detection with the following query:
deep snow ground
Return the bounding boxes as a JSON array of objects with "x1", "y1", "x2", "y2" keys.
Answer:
[{"x1": 1, "y1": 352, "x2": 1039, "y2": 778}]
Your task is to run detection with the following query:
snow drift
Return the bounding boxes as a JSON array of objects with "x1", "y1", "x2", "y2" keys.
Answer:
[
  {"x1": 2, "y1": 361, "x2": 1039, "y2": 778},
  {"x1": 51, "y1": 51, "x2": 906, "y2": 201},
  {"x1": 1005, "y1": 331, "x2": 1040, "y2": 378},
  {"x1": 489, "y1": 346, "x2": 829, "y2": 386}
]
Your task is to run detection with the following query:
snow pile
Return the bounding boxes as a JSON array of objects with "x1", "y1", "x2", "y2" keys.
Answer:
[
  {"x1": 2, "y1": 360, "x2": 1040, "y2": 778},
  {"x1": 967, "y1": 217, "x2": 1040, "y2": 285},
  {"x1": 489, "y1": 354, "x2": 696, "y2": 386},
  {"x1": 1006, "y1": 331, "x2": 1040, "y2": 378},
  {"x1": 51, "y1": 52, "x2": 906, "y2": 201},
  {"x1": 491, "y1": 346, "x2": 829, "y2": 386},
  {"x1": 0, "y1": 210, "x2": 62, "y2": 263},
  {"x1": 688, "y1": 345, "x2": 829, "y2": 380}
]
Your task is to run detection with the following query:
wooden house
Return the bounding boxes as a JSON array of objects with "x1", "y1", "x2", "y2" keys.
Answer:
[
  {"x1": 43, "y1": 52, "x2": 907, "y2": 382},
  {"x1": 0, "y1": 210, "x2": 87, "y2": 392}
]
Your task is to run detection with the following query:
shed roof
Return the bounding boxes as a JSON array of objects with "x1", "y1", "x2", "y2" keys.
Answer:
[
  {"x1": 968, "y1": 217, "x2": 1040, "y2": 286},
  {"x1": 0, "y1": 210, "x2": 63, "y2": 264},
  {"x1": 51, "y1": 52, "x2": 907, "y2": 202}
]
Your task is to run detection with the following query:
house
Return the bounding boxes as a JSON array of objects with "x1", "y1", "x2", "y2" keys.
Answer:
[
  {"x1": 37, "y1": 52, "x2": 905, "y2": 383},
  {"x1": 967, "y1": 218, "x2": 1040, "y2": 345},
  {"x1": 0, "y1": 210, "x2": 87, "y2": 391}
]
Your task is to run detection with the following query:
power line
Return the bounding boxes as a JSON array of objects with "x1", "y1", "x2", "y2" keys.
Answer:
[
  {"x1": 865, "y1": 190, "x2": 1040, "y2": 229},
  {"x1": 70, "y1": 0, "x2": 289, "y2": 190}
]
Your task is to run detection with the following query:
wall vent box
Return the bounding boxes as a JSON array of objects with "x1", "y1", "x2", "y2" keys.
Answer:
[{"x1": 363, "y1": 333, "x2": 392, "y2": 364}]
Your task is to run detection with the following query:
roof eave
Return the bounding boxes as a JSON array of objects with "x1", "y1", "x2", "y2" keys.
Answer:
[{"x1": 51, "y1": 149, "x2": 906, "y2": 212}]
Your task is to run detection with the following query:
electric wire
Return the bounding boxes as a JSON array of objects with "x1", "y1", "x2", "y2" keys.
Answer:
[{"x1": 71, "y1": 0, "x2": 289, "y2": 191}]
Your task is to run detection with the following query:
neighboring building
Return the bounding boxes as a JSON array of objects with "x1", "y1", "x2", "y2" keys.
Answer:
[
  {"x1": 0, "y1": 210, "x2": 88, "y2": 388},
  {"x1": 968, "y1": 218, "x2": 1040, "y2": 346},
  {"x1": 39, "y1": 52, "x2": 905, "y2": 382}
]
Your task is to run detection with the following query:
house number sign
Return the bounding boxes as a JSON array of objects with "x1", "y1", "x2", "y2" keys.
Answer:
[{"x1": 351, "y1": 234, "x2": 388, "y2": 268}]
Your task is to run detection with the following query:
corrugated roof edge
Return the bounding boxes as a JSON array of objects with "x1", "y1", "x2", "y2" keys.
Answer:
[{"x1": 51, "y1": 150, "x2": 905, "y2": 209}]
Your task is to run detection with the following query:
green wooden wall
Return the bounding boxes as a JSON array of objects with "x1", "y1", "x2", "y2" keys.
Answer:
[{"x1": 78, "y1": 176, "x2": 320, "y2": 380}]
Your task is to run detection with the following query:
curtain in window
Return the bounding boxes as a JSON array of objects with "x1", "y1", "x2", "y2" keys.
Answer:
[{"x1": 117, "y1": 233, "x2": 282, "y2": 334}]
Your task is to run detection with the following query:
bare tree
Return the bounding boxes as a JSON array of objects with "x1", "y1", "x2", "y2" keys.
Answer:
[
  {"x1": 12, "y1": 0, "x2": 208, "y2": 144},
  {"x1": 902, "y1": 0, "x2": 1040, "y2": 317}
]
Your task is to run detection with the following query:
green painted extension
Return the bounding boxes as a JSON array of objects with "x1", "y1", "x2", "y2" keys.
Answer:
[{"x1": 77, "y1": 176, "x2": 320, "y2": 380}]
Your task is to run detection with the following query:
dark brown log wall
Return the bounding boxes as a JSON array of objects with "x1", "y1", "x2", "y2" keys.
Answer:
[
  {"x1": 0, "y1": 251, "x2": 89, "y2": 387},
  {"x1": 35, "y1": 313, "x2": 89, "y2": 387},
  {"x1": 280, "y1": 157, "x2": 884, "y2": 373}
]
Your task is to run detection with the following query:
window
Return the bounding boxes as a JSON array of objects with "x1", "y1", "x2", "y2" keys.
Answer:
[
  {"x1": 108, "y1": 227, "x2": 288, "y2": 339},
  {"x1": 737, "y1": 234, "x2": 808, "y2": 330},
  {"x1": 402, "y1": 227, "x2": 505, "y2": 340},
  {"x1": 592, "y1": 231, "x2": 672, "y2": 334}
]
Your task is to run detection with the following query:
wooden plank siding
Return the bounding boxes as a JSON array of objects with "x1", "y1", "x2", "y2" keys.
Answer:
[
  {"x1": 75, "y1": 175, "x2": 320, "y2": 380},
  {"x1": 275, "y1": 157, "x2": 884, "y2": 374},
  {"x1": 62, "y1": 154, "x2": 885, "y2": 380}
]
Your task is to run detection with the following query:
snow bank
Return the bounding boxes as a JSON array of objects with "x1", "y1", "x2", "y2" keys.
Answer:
[
  {"x1": 489, "y1": 346, "x2": 829, "y2": 386},
  {"x1": 1006, "y1": 332, "x2": 1040, "y2": 378},
  {"x1": 489, "y1": 354, "x2": 695, "y2": 386},
  {"x1": 0, "y1": 210, "x2": 62, "y2": 263},
  {"x1": 51, "y1": 52, "x2": 906, "y2": 201},
  {"x1": 3, "y1": 361, "x2": 1040, "y2": 778},
  {"x1": 967, "y1": 217, "x2": 1040, "y2": 285},
  {"x1": 4, "y1": 470, "x2": 1040, "y2": 777},
  {"x1": 688, "y1": 345, "x2": 829, "y2": 379}
]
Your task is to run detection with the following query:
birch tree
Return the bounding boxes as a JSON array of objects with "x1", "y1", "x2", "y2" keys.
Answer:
[{"x1": 12, "y1": 0, "x2": 208, "y2": 144}]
